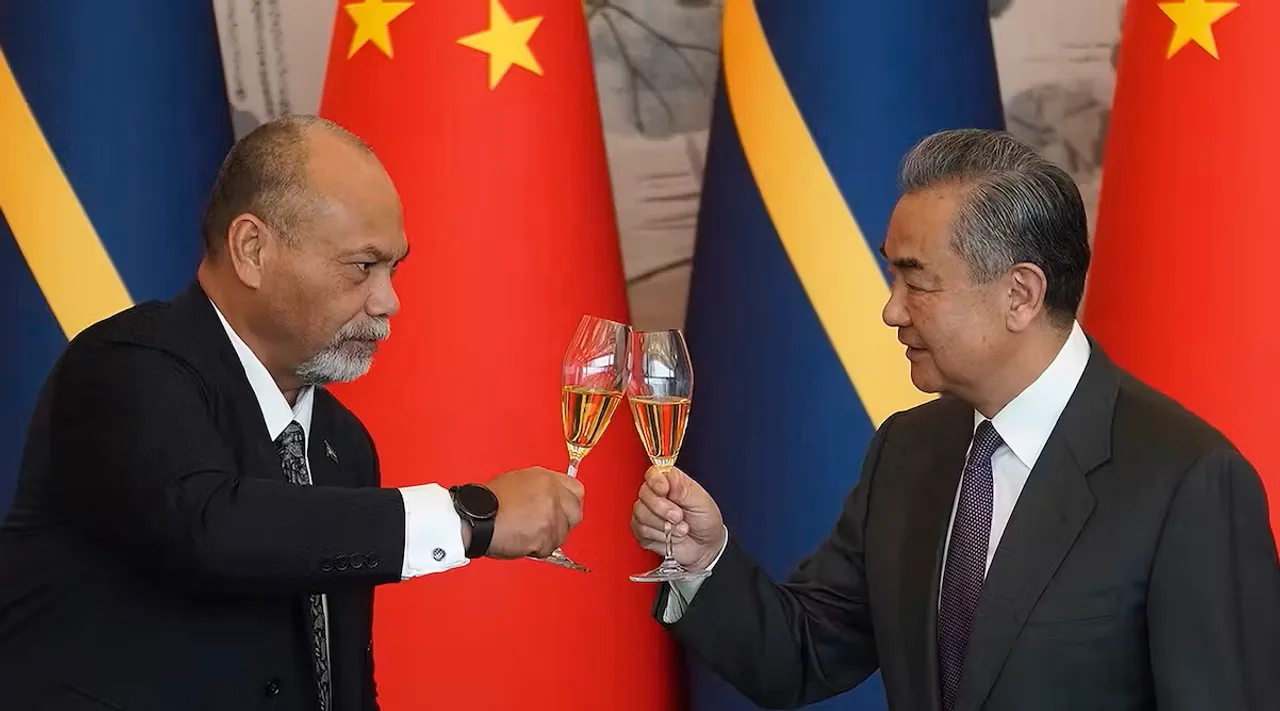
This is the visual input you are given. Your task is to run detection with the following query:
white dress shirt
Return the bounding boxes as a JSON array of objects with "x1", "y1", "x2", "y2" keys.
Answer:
[
  {"x1": 663, "y1": 320, "x2": 1091, "y2": 622},
  {"x1": 937, "y1": 319, "x2": 1090, "y2": 596},
  {"x1": 211, "y1": 303, "x2": 470, "y2": 585}
]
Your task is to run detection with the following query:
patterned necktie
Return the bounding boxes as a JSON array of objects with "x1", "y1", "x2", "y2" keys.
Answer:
[
  {"x1": 937, "y1": 419, "x2": 1002, "y2": 711},
  {"x1": 275, "y1": 421, "x2": 332, "y2": 711}
]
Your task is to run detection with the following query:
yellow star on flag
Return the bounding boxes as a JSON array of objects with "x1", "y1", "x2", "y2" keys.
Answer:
[
  {"x1": 1158, "y1": 0, "x2": 1239, "y2": 59},
  {"x1": 345, "y1": 0, "x2": 414, "y2": 59},
  {"x1": 456, "y1": 0, "x2": 544, "y2": 89}
]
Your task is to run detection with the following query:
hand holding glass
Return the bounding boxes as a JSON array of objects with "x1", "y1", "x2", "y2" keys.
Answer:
[
  {"x1": 627, "y1": 329, "x2": 710, "y2": 583},
  {"x1": 527, "y1": 315, "x2": 630, "y2": 573}
]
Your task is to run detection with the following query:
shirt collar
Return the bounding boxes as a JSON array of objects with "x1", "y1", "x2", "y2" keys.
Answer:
[
  {"x1": 975, "y1": 320, "x2": 1091, "y2": 470},
  {"x1": 211, "y1": 300, "x2": 314, "y2": 443}
]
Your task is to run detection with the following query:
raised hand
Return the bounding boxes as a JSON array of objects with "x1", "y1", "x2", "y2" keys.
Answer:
[
  {"x1": 631, "y1": 465, "x2": 725, "y2": 571},
  {"x1": 483, "y1": 466, "x2": 584, "y2": 559}
]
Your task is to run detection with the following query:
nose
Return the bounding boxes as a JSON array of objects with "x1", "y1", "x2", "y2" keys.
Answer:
[
  {"x1": 882, "y1": 281, "x2": 910, "y2": 328},
  {"x1": 367, "y1": 273, "x2": 400, "y2": 319}
]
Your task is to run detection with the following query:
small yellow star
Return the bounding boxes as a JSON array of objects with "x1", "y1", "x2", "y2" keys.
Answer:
[
  {"x1": 345, "y1": 0, "x2": 414, "y2": 59},
  {"x1": 456, "y1": 0, "x2": 544, "y2": 89},
  {"x1": 1158, "y1": 0, "x2": 1239, "y2": 59}
]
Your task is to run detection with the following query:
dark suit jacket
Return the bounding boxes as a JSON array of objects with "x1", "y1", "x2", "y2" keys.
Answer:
[
  {"x1": 0, "y1": 284, "x2": 407, "y2": 710},
  {"x1": 658, "y1": 344, "x2": 1280, "y2": 710}
]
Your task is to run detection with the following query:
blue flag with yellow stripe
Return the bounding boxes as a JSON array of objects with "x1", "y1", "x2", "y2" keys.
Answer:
[
  {"x1": 679, "y1": 0, "x2": 1003, "y2": 709},
  {"x1": 0, "y1": 2, "x2": 233, "y2": 516}
]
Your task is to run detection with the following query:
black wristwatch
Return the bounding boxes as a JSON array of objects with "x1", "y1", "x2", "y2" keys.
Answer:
[{"x1": 449, "y1": 484, "x2": 498, "y2": 558}]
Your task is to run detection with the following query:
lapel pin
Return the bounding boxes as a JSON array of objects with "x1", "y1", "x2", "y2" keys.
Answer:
[{"x1": 325, "y1": 440, "x2": 339, "y2": 464}]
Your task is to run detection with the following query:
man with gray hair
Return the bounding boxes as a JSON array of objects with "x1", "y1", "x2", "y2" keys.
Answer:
[
  {"x1": 630, "y1": 128, "x2": 1280, "y2": 709},
  {"x1": 0, "y1": 115, "x2": 584, "y2": 709}
]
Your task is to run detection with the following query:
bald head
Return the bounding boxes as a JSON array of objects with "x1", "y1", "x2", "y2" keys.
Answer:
[
  {"x1": 196, "y1": 114, "x2": 407, "y2": 395},
  {"x1": 200, "y1": 114, "x2": 391, "y2": 257}
]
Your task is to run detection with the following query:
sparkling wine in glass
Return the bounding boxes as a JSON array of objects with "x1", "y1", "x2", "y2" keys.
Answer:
[
  {"x1": 561, "y1": 383, "x2": 623, "y2": 479},
  {"x1": 528, "y1": 315, "x2": 630, "y2": 573},
  {"x1": 627, "y1": 329, "x2": 710, "y2": 583}
]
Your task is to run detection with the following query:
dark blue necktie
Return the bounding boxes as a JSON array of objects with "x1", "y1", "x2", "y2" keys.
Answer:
[
  {"x1": 938, "y1": 419, "x2": 1002, "y2": 711},
  {"x1": 276, "y1": 422, "x2": 331, "y2": 711}
]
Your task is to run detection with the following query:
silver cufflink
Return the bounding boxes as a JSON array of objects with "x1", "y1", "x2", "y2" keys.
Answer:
[{"x1": 432, "y1": 547, "x2": 445, "y2": 562}]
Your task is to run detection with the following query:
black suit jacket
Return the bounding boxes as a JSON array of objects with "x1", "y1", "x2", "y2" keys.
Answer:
[
  {"x1": 659, "y1": 344, "x2": 1280, "y2": 710},
  {"x1": 0, "y1": 284, "x2": 407, "y2": 710}
]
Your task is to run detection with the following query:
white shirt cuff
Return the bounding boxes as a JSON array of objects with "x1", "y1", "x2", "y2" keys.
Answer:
[
  {"x1": 662, "y1": 524, "x2": 729, "y2": 623},
  {"x1": 399, "y1": 484, "x2": 469, "y2": 579}
]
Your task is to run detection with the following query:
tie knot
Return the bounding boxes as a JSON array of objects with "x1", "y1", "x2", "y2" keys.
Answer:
[
  {"x1": 275, "y1": 421, "x2": 305, "y2": 454},
  {"x1": 972, "y1": 419, "x2": 1003, "y2": 458}
]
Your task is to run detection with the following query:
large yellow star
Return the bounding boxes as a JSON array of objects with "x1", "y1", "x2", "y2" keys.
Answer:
[
  {"x1": 345, "y1": 0, "x2": 414, "y2": 59},
  {"x1": 1158, "y1": 0, "x2": 1239, "y2": 59},
  {"x1": 456, "y1": 0, "x2": 544, "y2": 89}
]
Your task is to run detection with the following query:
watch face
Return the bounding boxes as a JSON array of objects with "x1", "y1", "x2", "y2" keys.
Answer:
[{"x1": 456, "y1": 484, "x2": 498, "y2": 519}]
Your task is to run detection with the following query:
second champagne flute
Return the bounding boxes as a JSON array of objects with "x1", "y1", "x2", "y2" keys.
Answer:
[
  {"x1": 527, "y1": 315, "x2": 630, "y2": 572},
  {"x1": 626, "y1": 328, "x2": 710, "y2": 583}
]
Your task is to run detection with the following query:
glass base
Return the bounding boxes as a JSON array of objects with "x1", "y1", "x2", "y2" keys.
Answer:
[
  {"x1": 526, "y1": 547, "x2": 590, "y2": 573},
  {"x1": 629, "y1": 557, "x2": 711, "y2": 583}
]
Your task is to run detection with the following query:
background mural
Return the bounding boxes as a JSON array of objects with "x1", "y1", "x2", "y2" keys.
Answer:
[{"x1": 211, "y1": 0, "x2": 1129, "y2": 328}]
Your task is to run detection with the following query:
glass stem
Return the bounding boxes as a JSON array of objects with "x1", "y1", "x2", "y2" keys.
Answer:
[
  {"x1": 567, "y1": 456, "x2": 581, "y2": 479},
  {"x1": 659, "y1": 464, "x2": 678, "y2": 565}
]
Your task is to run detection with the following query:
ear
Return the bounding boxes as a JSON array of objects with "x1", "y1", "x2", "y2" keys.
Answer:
[
  {"x1": 1005, "y1": 262, "x2": 1048, "y2": 332},
  {"x1": 225, "y1": 214, "x2": 269, "y2": 289}
]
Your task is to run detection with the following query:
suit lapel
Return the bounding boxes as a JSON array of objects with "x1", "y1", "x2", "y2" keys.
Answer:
[
  {"x1": 307, "y1": 398, "x2": 346, "y2": 488},
  {"x1": 900, "y1": 396, "x2": 974, "y2": 711},
  {"x1": 167, "y1": 283, "x2": 287, "y2": 482},
  {"x1": 954, "y1": 347, "x2": 1119, "y2": 711}
]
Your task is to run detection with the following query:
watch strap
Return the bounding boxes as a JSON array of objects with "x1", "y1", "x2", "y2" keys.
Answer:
[{"x1": 465, "y1": 516, "x2": 494, "y2": 559}]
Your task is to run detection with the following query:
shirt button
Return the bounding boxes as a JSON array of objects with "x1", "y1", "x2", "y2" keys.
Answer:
[
  {"x1": 432, "y1": 547, "x2": 446, "y2": 562},
  {"x1": 264, "y1": 679, "x2": 281, "y2": 696}
]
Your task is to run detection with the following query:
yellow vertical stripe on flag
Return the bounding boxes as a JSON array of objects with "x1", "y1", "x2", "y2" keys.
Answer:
[
  {"x1": 0, "y1": 47, "x2": 133, "y2": 339},
  {"x1": 720, "y1": 0, "x2": 934, "y2": 426}
]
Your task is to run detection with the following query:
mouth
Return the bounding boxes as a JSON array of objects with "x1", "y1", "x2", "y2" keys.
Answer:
[{"x1": 904, "y1": 345, "x2": 927, "y2": 360}]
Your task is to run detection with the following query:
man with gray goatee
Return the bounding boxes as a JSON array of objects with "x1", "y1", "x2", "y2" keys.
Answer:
[
  {"x1": 630, "y1": 129, "x2": 1280, "y2": 710},
  {"x1": 0, "y1": 115, "x2": 584, "y2": 710}
]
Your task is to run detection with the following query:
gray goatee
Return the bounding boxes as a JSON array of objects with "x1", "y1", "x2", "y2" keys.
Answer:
[{"x1": 295, "y1": 318, "x2": 390, "y2": 386}]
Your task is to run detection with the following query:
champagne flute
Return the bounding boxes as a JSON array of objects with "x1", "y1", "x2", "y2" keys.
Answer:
[
  {"x1": 626, "y1": 329, "x2": 710, "y2": 583},
  {"x1": 527, "y1": 315, "x2": 630, "y2": 573}
]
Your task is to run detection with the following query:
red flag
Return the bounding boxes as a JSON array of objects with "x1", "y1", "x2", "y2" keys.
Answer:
[
  {"x1": 1082, "y1": 0, "x2": 1280, "y2": 538},
  {"x1": 318, "y1": 0, "x2": 680, "y2": 708}
]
